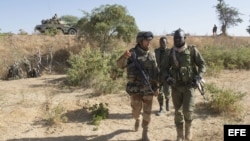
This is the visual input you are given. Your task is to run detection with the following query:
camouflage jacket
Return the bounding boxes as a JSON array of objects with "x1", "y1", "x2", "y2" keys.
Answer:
[
  {"x1": 117, "y1": 45, "x2": 159, "y2": 95},
  {"x1": 154, "y1": 47, "x2": 170, "y2": 83},
  {"x1": 162, "y1": 44, "x2": 206, "y2": 86}
]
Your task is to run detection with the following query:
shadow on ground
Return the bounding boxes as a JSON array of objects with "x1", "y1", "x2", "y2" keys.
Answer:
[{"x1": 7, "y1": 129, "x2": 136, "y2": 141}]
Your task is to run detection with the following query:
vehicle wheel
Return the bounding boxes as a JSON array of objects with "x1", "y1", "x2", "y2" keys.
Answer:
[{"x1": 68, "y1": 29, "x2": 77, "y2": 35}]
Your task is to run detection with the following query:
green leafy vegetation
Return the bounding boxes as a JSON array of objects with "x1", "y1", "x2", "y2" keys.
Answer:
[
  {"x1": 205, "y1": 83, "x2": 246, "y2": 115},
  {"x1": 88, "y1": 103, "x2": 109, "y2": 126},
  {"x1": 215, "y1": 0, "x2": 243, "y2": 36},
  {"x1": 76, "y1": 4, "x2": 138, "y2": 52},
  {"x1": 201, "y1": 44, "x2": 250, "y2": 76},
  {"x1": 66, "y1": 47, "x2": 125, "y2": 94},
  {"x1": 44, "y1": 27, "x2": 59, "y2": 36}
]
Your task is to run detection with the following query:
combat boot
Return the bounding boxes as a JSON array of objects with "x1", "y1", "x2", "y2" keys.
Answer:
[
  {"x1": 176, "y1": 124, "x2": 184, "y2": 141},
  {"x1": 142, "y1": 127, "x2": 150, "y2": 141},
  {"x1": 134, "y1": 119, "x2": 140, "y2": 132},
  {"x1": 185, "y1": 123, "x2": 192, "y2": 140},
  {"x1": 156, "y1": 103, "x2": 164, "y2": 116},
  {"x1": 166, "y1": 99, "x2": 170, "y2": 111}
]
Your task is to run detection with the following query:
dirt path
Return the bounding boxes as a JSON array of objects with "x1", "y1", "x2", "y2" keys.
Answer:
[{"x1": 0, "y1": 70, "x2": 249, "y2": 141}]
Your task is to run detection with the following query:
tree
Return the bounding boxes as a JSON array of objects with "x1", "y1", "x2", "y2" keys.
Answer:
[
  {"x1": 246, "y1": 15, "x2": 250, "y2": 34},
  {"x1": 76, "y1": 4, "x2": 139, "y2": 51},
  {"x1": 60, "y1": 15, "x2": 79, "y2": 25},
  {"x1": 18, "y1": 29, "x2": 28, "y2": 35},
  {"x1": 215, "y1": 0, "x2": 243, "y2": 35}
]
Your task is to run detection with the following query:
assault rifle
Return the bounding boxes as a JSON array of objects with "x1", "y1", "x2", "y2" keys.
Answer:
[
  {"x1": 129, "y1": 52, "x2": 154, "y2": 94},
  {"x1": 194, "y1": 77, "x2": 207, "y2": 103}
]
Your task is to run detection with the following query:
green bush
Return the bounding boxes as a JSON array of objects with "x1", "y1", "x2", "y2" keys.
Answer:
[
  {"x1": 201, "y1": 45, "x2": 250, "y2": 76},
  {"x1": 44, "y1": 27, "x2": 58, "y2": 36},
  {"x1": 66, "y1": 47, "x2": 126, "y2": 94},
  {"x1": 205, "y1": 83, "x2": 246, "y2": 115},
  {"x1": 202, "y1": 46, "x2": 224, "y2": 76},
  {"x1": 88, "y1": 103, "x2": 109, "y2": 126}
]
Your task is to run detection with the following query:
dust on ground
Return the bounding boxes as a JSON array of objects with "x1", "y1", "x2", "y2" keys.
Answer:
[{"x1": 0, "y1": 70, "x2": 249, "y2": 141}]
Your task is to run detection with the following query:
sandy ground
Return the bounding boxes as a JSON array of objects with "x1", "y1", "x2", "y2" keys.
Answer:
[{"x1": 0, "y1": 70, "x2": 249, "y2": 141}]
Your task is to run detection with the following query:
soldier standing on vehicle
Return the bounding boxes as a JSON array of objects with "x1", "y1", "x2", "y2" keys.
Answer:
[
  {"x1": 52, "y1": 13, "x2": 58, "y2": 20},
  {"x1": 52, "y1": 13, "x2": 59, "y2": 24},
  {"x1": 117, "y1": 31, "x2": 159, "y2": 141},
  {"x1": 162, "y1": 28, "x2": 206, "y2": 141},
  {"x1": 154, "y1": 36, "x2": 171, "y2": 116}
]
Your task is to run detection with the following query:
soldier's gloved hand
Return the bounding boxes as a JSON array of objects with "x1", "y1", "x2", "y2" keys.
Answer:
[
  {"x1": 192, "y1": 75, "x2": 201, "y2": 88},
  {"x1": 166, "y1": 77, "x2": 175, "y2": 85},
  {"x1": 194, "y1": 75, "x2": 201, "y2": 82}
]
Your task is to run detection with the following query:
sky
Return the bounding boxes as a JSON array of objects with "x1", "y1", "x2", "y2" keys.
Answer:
[{"x1": 1, "y1": 0, "x2": 250, "y2": 36}]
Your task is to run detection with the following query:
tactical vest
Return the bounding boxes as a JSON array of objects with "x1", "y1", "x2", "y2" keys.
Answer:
[
  {"x1": 168, "y1": 45, "x2": 197, "y2": 85},
  {"x1": 126, "y1": 46, "x2": 158, "y2": 95}
]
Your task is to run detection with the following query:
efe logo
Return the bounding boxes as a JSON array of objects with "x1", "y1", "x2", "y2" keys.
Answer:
[
  {"x1": 228, "y1": 129, "x2": 246, "y2": 136},
  {"x1": 224, "y1": 125, "x2": 249, "y2": 141}
]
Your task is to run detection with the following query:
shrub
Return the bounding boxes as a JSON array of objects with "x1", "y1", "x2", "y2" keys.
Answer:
[
  {"x1": 44, "y1": 104, "x2": 68, "y2": 126},
  {"x1": 88, "y1": 103, "x2": 109, "y2": 126},
  {"x1": 201, "y1": 45, "x2": 250, "y2": 76},
  {"x1": 66, "y1": 47, "x2": 126, "y2": 94},
  {"x1": 205, "y1": 83, "x2": 246, "y2": 115},
  {"x1": 44, "y1": 27, "x2": 58, "y2": 36}
]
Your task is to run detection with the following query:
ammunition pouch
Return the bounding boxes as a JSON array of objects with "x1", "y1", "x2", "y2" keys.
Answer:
[
  {"x1": 170, "y1": 66, "x2": 194, "y2": 86},
  {"x1": 126, "y1": 81, "x2": 155, "y2": 95},
  {"x1": 179, "y1": 67, "x2": 192, "y2": 82},
  {"x1": 126, "y1": 82, "x2": 142, "y2": 95}
]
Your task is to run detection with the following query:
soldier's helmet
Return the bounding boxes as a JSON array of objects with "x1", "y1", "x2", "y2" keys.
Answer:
[
  {"x1": 136, "y1": 31, "x2": 154, "y2": 43},
  {"x1": 174, "y1": 28, "x2": 186, "y2": 47},
  {"x1": 174, "y1": 28, "x2": 185, "y2": 39}
]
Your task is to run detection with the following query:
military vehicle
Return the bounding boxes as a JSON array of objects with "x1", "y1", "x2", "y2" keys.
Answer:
[{"x1": 34, "y1": 18, "x2": 78, "y2": 35}]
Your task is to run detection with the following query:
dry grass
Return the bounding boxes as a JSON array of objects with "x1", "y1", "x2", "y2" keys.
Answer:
[
  {"x1": 0, "y1": 35, "x2": 81, "y2": 78},
  {"x1": 1, "y1": 34, "x2": 249, "y2": 78}
]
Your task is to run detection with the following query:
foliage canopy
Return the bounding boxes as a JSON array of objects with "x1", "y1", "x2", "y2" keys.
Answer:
[
  {"x1": 76, "y1": 4, "x2": 139, "y2": 51},
  {"x1": 246, "y1": 15, "x2": 250, "y2": 34},
  {"x1": 215, "y1": 0, "x2": 243, "y2": 35},
  {"x1": 60, "y1": 15, "x2": 79, "y2": 25}
]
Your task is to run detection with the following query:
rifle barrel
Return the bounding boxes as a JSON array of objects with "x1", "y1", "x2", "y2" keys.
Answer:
[{"x1": 197, "y1": 80, "x2": 207, "y2": 103}]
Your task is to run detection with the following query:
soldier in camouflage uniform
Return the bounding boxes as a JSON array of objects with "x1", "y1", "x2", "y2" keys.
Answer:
[
  {"x1": 154, "y1": 36, "x2": 171, "y2": 116},
  {"x1": 23, "y1": 56, "x2": 32, "y2": 77},
  {"x1": 117, "y1": 31, "x2": 159, "y2": 141},
  {"x1": 162, "y1": 28, "x2": 206, "y2": 141},
  {"x1": 7, "y1": 62, "x2": 23, "y2": 80}
]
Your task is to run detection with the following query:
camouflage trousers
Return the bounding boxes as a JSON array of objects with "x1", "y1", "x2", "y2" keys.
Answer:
[
  {"x1": 130, "y1": 94, "x2": 153, "y2": 127},
  {"x1": 171, "y1": 86, "x2": 195, "y2": 126},
  {"x1": 157, "y1": 82, "x2": 171, "y2": 104}
]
